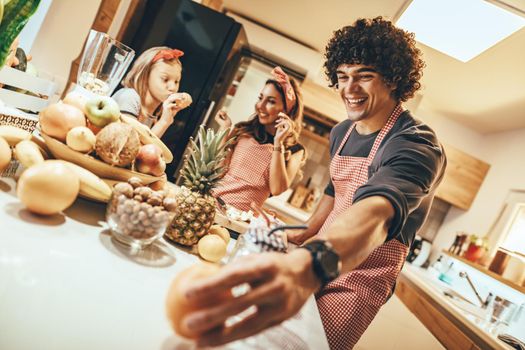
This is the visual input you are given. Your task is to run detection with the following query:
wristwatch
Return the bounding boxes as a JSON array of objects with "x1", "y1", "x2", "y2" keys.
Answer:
[{"x1": 301, "y1": 240, "x2": 341, "y2": 286}]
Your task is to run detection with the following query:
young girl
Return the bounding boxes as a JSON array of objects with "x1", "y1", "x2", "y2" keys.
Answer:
[
  {"x1": 213, "y1": 66, "x2": 306, "y2": 212},
  {"x1": 112, "y1": 46, "x2": 192, "y2": 138}
]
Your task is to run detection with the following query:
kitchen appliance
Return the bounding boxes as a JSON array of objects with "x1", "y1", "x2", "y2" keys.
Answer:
[
  {"x1": 407, "y1": 235, "x2": 432, "y2": 267},
  {"x1": 121, "y1": 0, "x2": 248, "y2": 181}
]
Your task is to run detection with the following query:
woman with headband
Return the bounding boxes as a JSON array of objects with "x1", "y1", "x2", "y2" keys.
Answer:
[
  {"x1": 112, "y1": 46, "x2": 192, "y2": 138},
  {"x1": 213, "y1": 66, "x2": 306, "y2": 212}
]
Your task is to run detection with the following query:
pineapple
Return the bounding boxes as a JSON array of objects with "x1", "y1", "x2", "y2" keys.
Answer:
[{"x1": 164, "y1": 126, "x2": 231, "y2": 246}]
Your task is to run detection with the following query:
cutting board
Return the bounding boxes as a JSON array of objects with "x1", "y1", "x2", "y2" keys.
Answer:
[{"x1": 215, "y1": 211, "x2": 249, "y2": 234}]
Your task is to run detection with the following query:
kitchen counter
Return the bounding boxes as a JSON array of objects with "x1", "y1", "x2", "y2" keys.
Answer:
[
  {"x1": 0, "y1": 176, "x2": 329, "y2": 350},
  {"x1": 398, "y1": 264, "x2": 514, "y2": 350},
  {"x1": 264, "y1": 190, "x2": 312, "y2": 224}
]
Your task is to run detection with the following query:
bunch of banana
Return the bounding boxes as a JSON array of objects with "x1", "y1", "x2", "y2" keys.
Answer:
[
  {"x1": 0, "y1": 125, "x2": 50, "y2": 157},
  {"x1": 120, "y1": 114, "x2": 173, "y2": 163},
  {"x1": 55, "y1": 160, "x2": 112, "y2": 202},
  {"x1": 1, "y1": 125, "x2": 111, "y2": 202}
]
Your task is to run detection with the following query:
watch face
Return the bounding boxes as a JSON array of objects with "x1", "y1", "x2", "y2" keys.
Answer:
[
  {"x1": 303, "y1": 240, "x2": 341, "y2": 284},
  {"x1": 320, "y1": 249, "x2": 341, "y2": 280}
]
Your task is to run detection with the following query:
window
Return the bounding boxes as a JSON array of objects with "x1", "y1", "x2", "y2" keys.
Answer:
[
  {"x1": 487, "y1": 190, "x2": 525, "y2": 256},
  {"x1": 499, "y1": 204, "x2": 525, "y2": 255}
]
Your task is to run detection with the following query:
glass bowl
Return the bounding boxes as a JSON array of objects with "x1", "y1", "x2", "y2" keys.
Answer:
[{"x1": 106, "y1": 191, "x2": 170, "y2": 248}]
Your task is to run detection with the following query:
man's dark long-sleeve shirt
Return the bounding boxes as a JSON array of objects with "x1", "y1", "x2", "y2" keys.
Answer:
[{"x1": 324, "y1": 110, "x2": 446, "y2": 246}]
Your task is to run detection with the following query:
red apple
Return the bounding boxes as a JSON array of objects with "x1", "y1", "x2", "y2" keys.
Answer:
[{"x1": 135, "y1": 144, "x2": 166, "y2": 176}]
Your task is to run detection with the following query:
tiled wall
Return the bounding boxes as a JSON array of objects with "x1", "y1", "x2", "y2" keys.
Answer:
[{"x1": 419, "y1": 198, "x2": 452, "y2": 242}]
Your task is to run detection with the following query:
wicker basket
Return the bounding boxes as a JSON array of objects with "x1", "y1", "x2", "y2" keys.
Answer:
[{"x1": 0, "y1": 111, "x2": 39, "y2": 178}]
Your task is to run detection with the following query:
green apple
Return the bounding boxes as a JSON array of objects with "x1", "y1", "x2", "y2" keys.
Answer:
[{"x1": 85, "y1": 96, "x2": 120, "y2": 127}]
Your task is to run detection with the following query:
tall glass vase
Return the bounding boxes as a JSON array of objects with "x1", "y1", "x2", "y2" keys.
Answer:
[{"x1": 77, "y1": 30, "x2": 135, "y2": 96}]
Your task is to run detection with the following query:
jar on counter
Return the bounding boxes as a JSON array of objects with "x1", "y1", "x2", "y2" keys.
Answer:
[{"x1": 106, "y1": 179, "x2": 174, "y2": 248}]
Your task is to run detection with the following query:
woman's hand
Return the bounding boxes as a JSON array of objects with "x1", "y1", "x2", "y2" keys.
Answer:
[
  {"x1": 274, "y1": 112, "x2": 293, "y2": 146},
  {"x1": 180, "y1": 250, "x2": 320, "y2": 347},
  {"x1": 215, "y1": 110, "x2": 232, "y2": 130}
]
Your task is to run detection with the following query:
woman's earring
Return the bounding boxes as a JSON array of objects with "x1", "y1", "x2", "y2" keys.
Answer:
[{"x1": 334, "y1": 82, "x2": 339, "y2": 90}]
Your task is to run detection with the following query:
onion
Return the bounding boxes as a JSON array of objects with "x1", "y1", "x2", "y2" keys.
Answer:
[
  {"x1": 198, "y1": 234, "x2": 227, "y2": 262},
  {"x1": 17, "y1": 160, "x2": 80, "y2": 215},
  {"x1": 208, "y1": 225, "x2": 230, "y2": 244},
  {"x1": 39, "y1": 102, "x2": 86, "y2": 142},
  {"x1": 66, "y1": 126, "x2": 96, "y2": 153}
]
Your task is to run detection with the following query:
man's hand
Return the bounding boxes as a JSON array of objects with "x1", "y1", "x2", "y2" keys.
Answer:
[
  {"x1": 287, "y1": 228, "x2": 316, "y2": 245},
  {"x1": 181, "y1": 249, "x2": 320, "y2": 347}
]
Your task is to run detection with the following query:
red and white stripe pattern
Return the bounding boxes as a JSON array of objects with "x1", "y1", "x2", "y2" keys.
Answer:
[
  {"x1": 315, "y1": 105, "x2": 409, "y2": 349},
  {"x1": 213, "y1": 136, "x2": 273, "y2": 212}
]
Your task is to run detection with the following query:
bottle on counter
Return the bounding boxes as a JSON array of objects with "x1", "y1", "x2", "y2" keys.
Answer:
[
  {"x1": 288, "y1": 177, "x2": 311, "y2": 209},
  {"x1": 302, "y1": 187, "x2": 320, "y2": 212},
  {"x1": 438, "y1": 261, "x2": 455, "y2": 285},
  {"x1": 429, "y1": 255, "x2": 444, "y2": 278}
]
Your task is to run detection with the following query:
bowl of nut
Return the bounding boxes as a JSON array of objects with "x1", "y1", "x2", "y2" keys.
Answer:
[{"x1": 106, "y1": 177, "x2": 176, "y2": 248}]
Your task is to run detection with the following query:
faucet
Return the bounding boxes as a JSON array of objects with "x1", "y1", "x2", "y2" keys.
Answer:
[{"x1": 459, "y1": 271, "x2": 493, "y2": 309}]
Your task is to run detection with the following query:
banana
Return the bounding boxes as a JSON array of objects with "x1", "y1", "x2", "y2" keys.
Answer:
[
  {"x1": 54, "y1": 160, "x2": 112, "y2": 202},
  {"x1": 30, "y1": 134, "x2": 51, "y2": 159},
  {"x1": 120, "y1": 114, "x2": 173, "y2": 163},
  {"x1": 0, "y1": 136, "x2": 12, "y2": 172},
  {"x1": 14, "y1": 140, "x2": 44, "y2": 168},
  {"x1": 0, "y1": 125, "x2": 31, "y2": 146}
]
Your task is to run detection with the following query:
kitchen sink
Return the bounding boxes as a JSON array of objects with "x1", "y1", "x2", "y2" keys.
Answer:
[{"x1": 443, "y1": 289, "x2": 487, "y2": 320}]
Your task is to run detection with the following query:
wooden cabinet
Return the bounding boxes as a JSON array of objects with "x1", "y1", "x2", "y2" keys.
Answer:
[
  {"x1": 396, "y1": 274, "x2": 483, "y2": 350},
  {"x1": 436, "y1": 144, "x2": 490, "y2": 210},
  {"x1": 356, "y1": 295, "x2": 444, "y2": 349},
  {"x1": 300, "y1": 78, "x2": 347, "y2": 123}
]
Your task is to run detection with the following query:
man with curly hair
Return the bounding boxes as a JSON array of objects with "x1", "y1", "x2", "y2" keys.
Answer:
[{"x1": 174, "y1": 17, "x2": 446, "y2": 349}]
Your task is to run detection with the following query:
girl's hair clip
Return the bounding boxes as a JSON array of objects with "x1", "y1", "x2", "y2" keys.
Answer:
[{"x1": 152, "y1": 49, "x2": 184, "y2": 63}]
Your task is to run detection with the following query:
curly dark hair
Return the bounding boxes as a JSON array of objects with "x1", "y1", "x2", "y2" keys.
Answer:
[{"x1": 324, "y1": 16, "x2": 425, "y2": 102}]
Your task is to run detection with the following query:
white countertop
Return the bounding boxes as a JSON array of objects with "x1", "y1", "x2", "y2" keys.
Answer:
[
  {"x1": 401, "y1": 264, "x2": 515, "y2": 350},
  {"x1": 0, "y1": 176, "x2": 328, "y2": 350}
]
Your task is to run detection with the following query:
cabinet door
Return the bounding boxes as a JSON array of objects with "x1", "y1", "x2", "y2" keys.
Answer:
[
  {"x1": 436, "y1": 144, "x2": 490, "y2": 210},
  {"x1": 301, "y1": 78, "x2": 347, "y2": 123}
]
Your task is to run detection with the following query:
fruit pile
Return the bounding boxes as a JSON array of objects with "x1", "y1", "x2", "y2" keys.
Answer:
[
  {"x1": 0, "y1": 124, "x2": 112, "y2": 215},
  {"x1": 39, "y1": 91, "x2": 174, "y2": 179}
]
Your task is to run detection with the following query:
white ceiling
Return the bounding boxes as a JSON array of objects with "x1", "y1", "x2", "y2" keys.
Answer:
[{"x1": 222, "y1": 0, "x2": 525, "y2": 134}]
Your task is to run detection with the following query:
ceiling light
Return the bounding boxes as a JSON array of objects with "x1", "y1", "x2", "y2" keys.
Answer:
[{"x1": 396, "y1": 0, "x2": 525, "y2": 62}]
